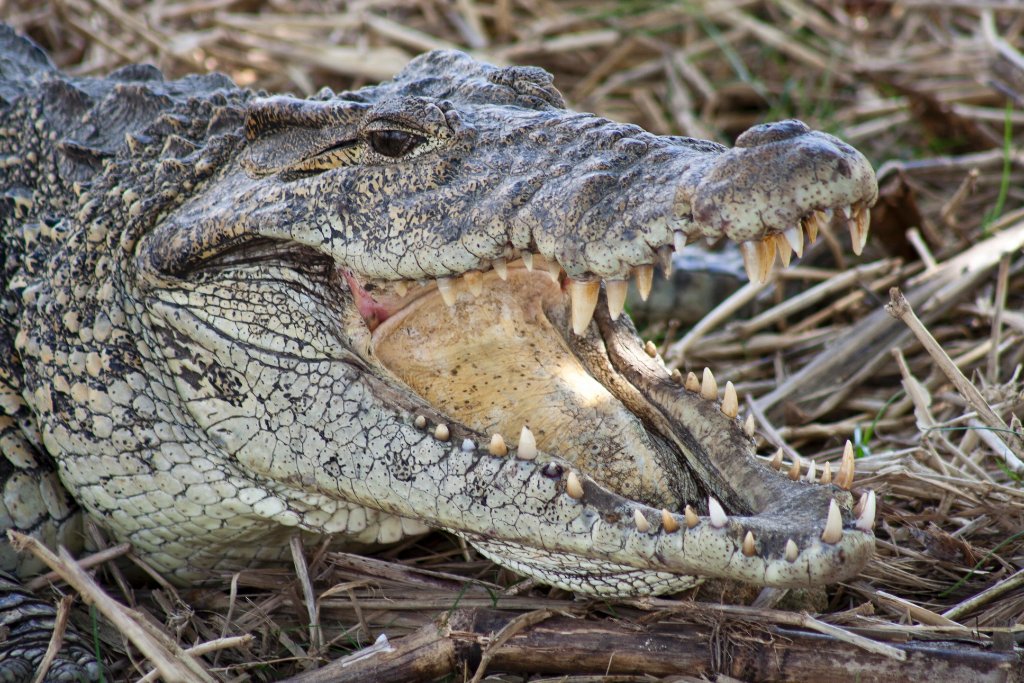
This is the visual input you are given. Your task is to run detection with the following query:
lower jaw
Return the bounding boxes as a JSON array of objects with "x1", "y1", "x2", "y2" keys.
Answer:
[{"x1": 369, "y1": 265, "x2": 689, "y2": 509}]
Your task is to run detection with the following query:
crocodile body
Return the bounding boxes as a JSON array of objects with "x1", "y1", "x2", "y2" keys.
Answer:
[{"x1": 1, "y1": 25, "x2": 878, "y2": 677}]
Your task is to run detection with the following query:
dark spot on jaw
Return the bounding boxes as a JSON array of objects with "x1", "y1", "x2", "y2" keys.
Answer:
[{"x1": 541, "y1": 463, "x2": 563, "y2": 479}]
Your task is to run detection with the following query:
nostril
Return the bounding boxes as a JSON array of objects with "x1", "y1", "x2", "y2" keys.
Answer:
[{"x1": 734, "y1": 119, "x2": 811, "y2": 148}]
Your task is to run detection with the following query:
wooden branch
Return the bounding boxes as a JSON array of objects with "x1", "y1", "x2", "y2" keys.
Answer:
[{"x1": 281, "y1": 607, "x2": 1021, "y2": 683}]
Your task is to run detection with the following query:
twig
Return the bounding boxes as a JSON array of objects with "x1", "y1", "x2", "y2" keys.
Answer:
[
  {"x1": 30, "y1": 595, "x2": 73, "y2": 683},
  {"x1": 8, "y1": 530, "x2": 214, "y2": 683},
  {"x1": 886, "y1": 287, "x2": 1024, "y2": 465},
  {"x1": 25, "y1": 542, "x2": 132, "y2": 591},
  {"x1": 942, "y1": 567, "x2": 1024, "y2": 621},
  {"x1": 468, "y1": 608, "x2": 559, "y2": 683}
]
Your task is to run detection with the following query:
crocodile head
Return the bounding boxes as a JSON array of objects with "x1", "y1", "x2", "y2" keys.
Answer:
[{"x1": 38, "y1": 51, "x2": 878, "y2": 594}]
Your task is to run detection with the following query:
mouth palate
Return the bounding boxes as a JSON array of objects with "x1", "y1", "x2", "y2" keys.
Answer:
[{"x1": 341, "y1": 206, "x2": 868, "y2": 518}]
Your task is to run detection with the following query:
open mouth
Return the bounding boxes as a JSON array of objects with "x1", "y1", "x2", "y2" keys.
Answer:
[{"x1": 339, "y1": 209, "x2": 876, "y2": 578}]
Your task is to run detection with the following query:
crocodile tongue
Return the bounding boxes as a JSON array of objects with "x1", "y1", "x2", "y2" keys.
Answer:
[{"x1": 370, "y1": 267, "x2": 691, "y2": 509}]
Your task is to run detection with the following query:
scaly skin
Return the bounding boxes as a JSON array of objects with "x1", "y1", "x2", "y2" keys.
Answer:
[{"x1": 1, "y1": 25, "x2": 878, "y2": 634}]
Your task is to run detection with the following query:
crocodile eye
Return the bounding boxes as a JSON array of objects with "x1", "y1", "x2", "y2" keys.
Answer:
[{"x1": 368, "y1": 129, "x2": 425, "y2": 158}]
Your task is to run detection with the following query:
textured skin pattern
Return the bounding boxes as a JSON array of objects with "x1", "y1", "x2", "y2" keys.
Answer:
[{"x1": 0, "y1": 27, "x2": 881, "y2": 677}]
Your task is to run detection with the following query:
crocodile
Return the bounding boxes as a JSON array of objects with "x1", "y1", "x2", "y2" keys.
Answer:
[{"x1": 0, "y1": 25, "x2": 878, "y2": 679}]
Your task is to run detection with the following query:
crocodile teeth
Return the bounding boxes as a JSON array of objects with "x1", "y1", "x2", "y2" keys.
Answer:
[
  {"x1": 434, "y1": 423, "x2": 450, "y2": 441},
  {"x1": 850, "y1": 206, "x2": 870, "y2": 256},
  {"x1": 802, "y1": 210, "x2": 825, "y2": 244},
  {"x1": 708, "y1": 497, "x2": 728, "y2": 528},
  {"x1": 856, "y1": 490, "x2": 876, "y2": 532},
  {"x1": 742, "y1": 531, "x2": 756, "y2": 557},
  {"x1": 840, "y1": 205, "x2": 852, "y2": 220},
  {"x1": 671, "y1": 369, "x2": 683, "y2": 384},
  {"x1": 684, "y1": 371, "x2": 700, "y2": 393},
  {"x1": 522, "y1": 252, "x2": 534, "y2": 271},
  {"x1": 566, "y1": 471, "x2": 584, "y2": 499},
  {"x1": 774, "y1": 233, "x2": 792, "y2": 268},
  {"x1": 568, "y1": 279, "x2": 600, "y2": 336},
  {"x1": 740, "y1": 239, "x2": 775, "y2": 284},
  {"x1": 488, "y1": 433, "x2": 508, "y2": 456},
  {"x1": 783, "y1": 225, "x2": 804, "y2": 258},
  {"x1": 700, "y1": 367, "x2": 718, "y2": 400},
  {"x1": 493, "y1": 258, "x2": 508, "y2": 281},
  {"x1": 394, "y1": 281, "x2": 409, "y2": 297},
  {"x1": 517, "y1": 425, "x2": 537, "y2": 460},
  {"x1": 673, "y1": 230, "x2": 687, "y2": 254},
  {"x1": 835, "y1": 440, "x2": 855, "y2": 490},
  {"x1": 605, "y1": 280, "x2": 628, "y2": 320},
  {"x1": 743, "y1": 413, "x2": 756, "y2": 437},
  {"x1": 464, "y1": 270, "x2": 483, "y2": 296},
  {"x1": 769, "y1": 448, "x2": 783, "y2": 471},
  {"x1": 634, "y1": 265, "x2": 654, "y2": 301},
  {"x1": 820, "y1": 461, "x2": 832, "y2": 485},
  {"x1": 644, "y1": 340, "x2": 658, "y2": 358},
  {"x1": 634, "y1": 509, "x2": 651, "y2": 533},
  {"x1": 437, "y1": 277, "x2": 456, "y2": 307},
  {"x1": 822, "y1": 499, "x2": 843, "y2": 544},
  {"x1": 805, "y1": 459, "x2": 817, "y2": 482},
  {"x1": 684, "y1": 505, "x2": 699, "y2": 528},
  {"x1": 657, "y1": 245, "x2": 673, "y2": 278},
  {"x1": 414, "y1": 415, "x2": 427, "y2": 429},
  {"x1": 788, "y1": 456, "x2": 801, "y2": 481},
  {"x1": 545, "y1": 258, "x2": 562, "y2": 283},
  {"x1": 461, "y1": 438, "x2": 475, "y2": 452},
  {"x1": 662, "y1": 508, "x2": 680, "y2": 533},
  {"x1": 784, "y1": 538, "x2": 799, "y2": 562},
  {"x1": 721, "y1": 381, "x2": 738, "y2": 419}
]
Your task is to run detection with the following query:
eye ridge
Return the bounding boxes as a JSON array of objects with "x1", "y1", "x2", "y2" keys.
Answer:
[{"x1": 369, "y1": 129, "x2": 425, "y2": 158}]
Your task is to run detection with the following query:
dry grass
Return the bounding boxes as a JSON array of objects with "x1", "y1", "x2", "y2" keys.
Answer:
[{"x1": 4, "y1": 0, "x2": 1024, "y2": 680}]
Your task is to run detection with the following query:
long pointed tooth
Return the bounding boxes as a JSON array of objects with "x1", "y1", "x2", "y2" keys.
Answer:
[
  {"x1": 517, "y1": 425, "x2": 537, "y2": 460},
  {"x1": 841, "y1": 205, "x2": 852, "y2": 220},
  {"x1": 856, "y1": 490, "x2": 876, "y2": 532},
  {"x1": 634, "y1": 509, "x2": 651, "y2": 533},
  {"x1": 740, "y1": 241, "x2": 759, "y2": 282},
  {"x1": 805, "y1": 459, "x2": 817, "y2": 482},
  {"x1": 414, "y1": 415, "x2": 427, "y2": 429},
  {"x1": 743, "y1": 413, "x2": 756, "y2": 438},
  {"x1": 700, "y1": 367, "x2": 718, "y2": 400},
  {"x1": 662, "y1": 508, "x2": 680, "y2": 533},
  {"x1": 821, "y1": 461, "x2": 833, "y2": 485},
  {"x1": 545, "y1": 258, "x2": 561, "y2": 283},
  {"x1": 684, "y1": 371, "x2": 700, "y2": 393},
  {"x1": 488, "y1": 433, "x2": 507, "y2": 456},
  {"x1": 605, "y1": 280, "x2": 628, "y2": 320},
  {"x1": 684, "y1": 505, "x2": 699, "y2": 528},
  {"x1": 708, "y1": 497, "x2": 728, "y2": 528},
  {"x1": 394, "y1": 281, "x2": 409, "y2": 297},
  {"x1": 775, "y1": 233, "x2": 792, "y2": 268},
  {"x1": 742, "y1": 531, "x2": 756, "y2": 557},
  {"x1": 822, "y1": 499, "x2": 843, "y2": 544},
  {"x1": 566, "y1": 471, "x2": 584, "y2": 499},
  {"x1": 522, "y1": 252, "x2": 534, "y2": 271},
  {"x1": 493, "y1": 258, "x2": 508, "y2": 280},
  {"x1": 437, "y1": 277, "x2": 456, "y2": 307},
  {"x1": 657, "y1": 245, "x2": 673, "y2": 278},
  {"x1": 836, "y1": 441, "x2": 855, "y2": 490},
  {"x1": 803, "y1": 210, "x2": 825, "y2": 244},
  {"x1": 634, "y1": 265, "x2": 654, "y2": 301},
  {"x1": 721, "y1": 381, "x2": 738, "y2": 419},
  {"x1": 644, "y1": 340, "x2": 658, "y2": 358},
  {"x1": 788, "y1": 456, "x2": 801, "y2": 481},
  {"x1": 850, "y1": 206, "x2": 870, "y2": 256},
  {"x1": 464, "y1": 270, "x2": 483, "y2": 296},
  {"x1": 784, "y1": 539, "x2": 799, "y2": 562},
  {"x1": 783, "y1": 225, "x2": 804, "y2": 258},
  {"x1": 757, "y1": 237, "x2": 776, "y2": 282},
  {"x1": 671, "y1": 369, "x2": 683, "y2": 384},
  {"x1": 769, "y1": 448, "x2": 783, "y2": 471},
  {"x1": 673, "y1": 230, "x2": 687, "y2": 254},
  {"x1": 569, "y1": 279, "x2": 600, "y2": 336}
]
